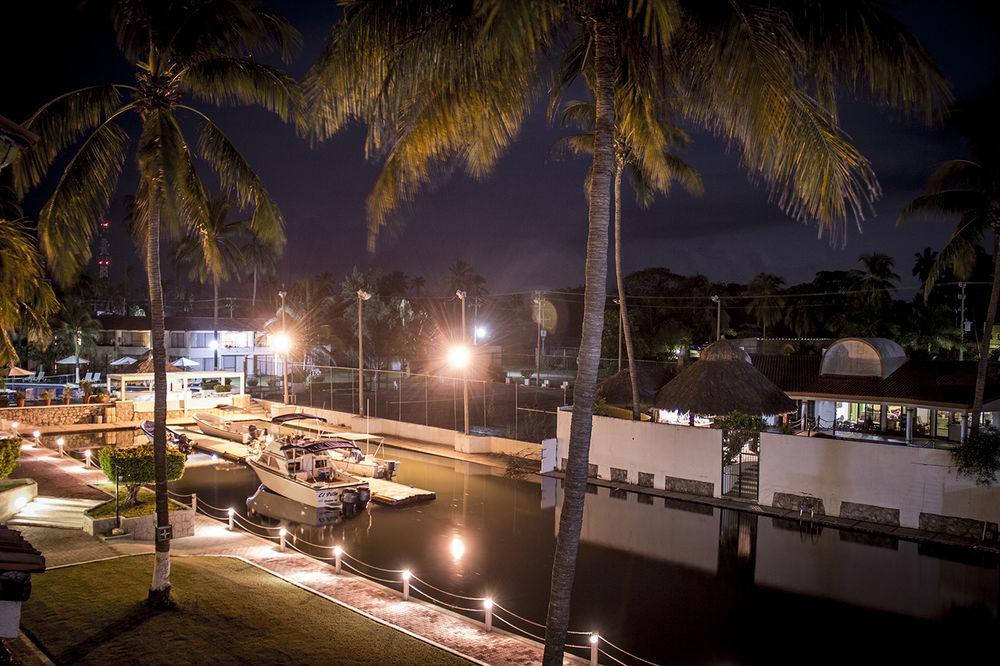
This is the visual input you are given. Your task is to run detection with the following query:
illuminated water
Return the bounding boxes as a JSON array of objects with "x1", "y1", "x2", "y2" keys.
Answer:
[{"x1": 63, "y1": 435, "x2": 999, "y2": 663}]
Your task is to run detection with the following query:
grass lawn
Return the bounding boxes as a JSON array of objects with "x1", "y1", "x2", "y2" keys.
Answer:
[
  {"x1": 85, "y1": 483, "x2": 186, "y2": 519},
  {"x1": 22, "y1": 555, "x2": 469, "y2": 665}
]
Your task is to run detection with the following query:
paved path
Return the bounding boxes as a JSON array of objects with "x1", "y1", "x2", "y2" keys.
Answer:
[
  {"x1": 10, "y1": 445, "x2": 108, "y2": 501},
  {"x1": 10, "y1": 445, "x2": 570, "y2": 665}
]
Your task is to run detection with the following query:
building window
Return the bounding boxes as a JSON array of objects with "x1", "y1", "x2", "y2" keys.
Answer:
[
  {"x1": 169, "y1": 332, "x2": 186, "y2": 348},
  {"x1": 121, "y1": 331, "x2": 148, "y2": 347},
  {"x1": 97, "y1": 331, "x2": 115, "y2": 345},
  {"x1": 255, "y1": 355, "x2": 275, "y2": 376},
  {"x1": 221, "y1": 355, "x2": 239, "y2": 372},
  {"x1": 191, "y1": 332, "x2": 212, "y2": 348}
]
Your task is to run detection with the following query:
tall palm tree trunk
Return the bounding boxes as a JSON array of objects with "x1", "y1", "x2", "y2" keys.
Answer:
[
  {"x1": 543, "y1": 13, "x2": 615, "y2": 665},
  {"x1": 213, "y1": 277, "x2": 220, "y2": 371},
  {"x1": 145, "y1": 177, "x2": 172, "y2": 606},
  {"x1": 252, "y1": 268, "x2": 257, "y2": 309},
  {"x1": 613, "y1": 161, "x2": 640, "y2": 419},
  {"x1": 971, "y1": 234, "x2": 1000, "y2": 431}
]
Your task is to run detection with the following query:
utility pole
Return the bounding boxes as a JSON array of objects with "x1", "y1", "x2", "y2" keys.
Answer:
[
  {"x1": 958, "y1": 282, "x2": 966, "y2": 361},
  {"x1": 534, "y1": 291, "x2": 542, "y2": 386},
  {"x1": 711, "y1": 295, "x2": 721, "y2": 340},
  {"x1": 457, "y1": 290, "x2": 469, "y2": 434},
  {"x1": 279, "y1": 290, "x2": 288, "y2": 404},
  {"x1": 357, "y1": 290, "x2": 371, "y2": 415},
  {"x1": 613, "y1": 298, "x2": 622, "y2": 372}
]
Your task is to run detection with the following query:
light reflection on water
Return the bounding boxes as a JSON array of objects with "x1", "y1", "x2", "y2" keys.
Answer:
[{"x1": 56, "y1": 433, "x2": 1000, "y2": 663}]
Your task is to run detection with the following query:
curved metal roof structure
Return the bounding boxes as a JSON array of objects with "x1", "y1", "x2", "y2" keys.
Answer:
[{"x1": 820, "y1": 338, "x2": 907, "y2": 379}]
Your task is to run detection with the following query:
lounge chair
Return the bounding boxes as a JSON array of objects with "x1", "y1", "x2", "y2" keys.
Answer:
[{"x1": 92, "y1": 372, "x2": 101, "y2": 382}]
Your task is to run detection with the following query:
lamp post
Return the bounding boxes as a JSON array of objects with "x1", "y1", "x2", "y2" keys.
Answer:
[
  {"x1": 613, "y1": 297, "x2": 622, "y2": 372},
  {"x1": 456, "y1": 290, "x2": 469, "y2": 435},
  {"x1": 533, "y1": 292, "x2": 543, "y2": 386},
  {"x1": 278, "y1": 290, "x2": 288, "y2": 404},
  {"x1": 711, "y1": 294, "x2": 721, "y2": 340},
  {"x1": 357, "y1": 290, "x2": 371, "y2": 416}
]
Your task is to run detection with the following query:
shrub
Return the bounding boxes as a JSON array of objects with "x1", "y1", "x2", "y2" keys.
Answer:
[
  {"x1": 0, "y1": 437, "x2": 22, "y2": 479},
  {"x1": 80, "y1": 381, "x2": 94, "y2": 396},
  {"x1": 98, "y1": 444, "x2": 185, "y2": 506},
  {"x1": 712, "y1": 411, "x2": 765, "y2": 466},
  {"x1": 215, "y1": 381, "x2": 232, "y2": 393},
  {"x1": 952, "y1": 427, "x2": 1000, "y2": 486}
]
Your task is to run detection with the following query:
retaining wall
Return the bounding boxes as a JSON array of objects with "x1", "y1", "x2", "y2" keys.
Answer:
[
  {"x1": 258, "y1": 400, "x2": 540, "y2": 458},
  {"x1": 83, "y1": 505, "x2": 194, "y2": 539},
  {"x1": 0, "y1": 479, "x2": 37, "y2": 522},
  {"x1": 759, "y1": 432, "x2": 1000, "y2": 535},
  {"x1": 552, "y1": 407, "x2": 722, "y2": 498},
  {"x1": 0, "y1": 402, "x2": 131, "y2": 427}
]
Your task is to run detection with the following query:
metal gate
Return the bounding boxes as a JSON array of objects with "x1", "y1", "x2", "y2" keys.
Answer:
[{"x1": 721, "y1": 430, "x2": 760, "y2": 501}]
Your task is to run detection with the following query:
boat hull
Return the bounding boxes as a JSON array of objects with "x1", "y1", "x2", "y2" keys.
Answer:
[
  {"x1": 247, "y1": 459, "x2": 346, "y2": 508},
  {"x1": 192, "y1": 414, "x2": 250, "y2": 443}
]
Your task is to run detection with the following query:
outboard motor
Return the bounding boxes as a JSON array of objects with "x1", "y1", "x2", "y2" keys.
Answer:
[{"x1": 357, "y1": 487, "x2": 371, "y2": 510}]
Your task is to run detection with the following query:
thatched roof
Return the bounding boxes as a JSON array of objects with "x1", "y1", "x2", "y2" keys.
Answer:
[
  {"x1": 597, "y1": 365, "x2": 675, "y2": 407},
  {"x1": 653, "y1": 338, "x2": 795, "y2": 416}
]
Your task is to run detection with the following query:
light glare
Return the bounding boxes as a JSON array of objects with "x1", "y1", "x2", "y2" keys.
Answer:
[
  {"x1": 272, "y1": 332, "x2": 292, "y2": 354},
  {"x1": 446, "y1": 345, "x2": 471, "y2": 369}
]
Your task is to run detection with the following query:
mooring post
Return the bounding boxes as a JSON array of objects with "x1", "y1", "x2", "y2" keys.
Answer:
[
  {"x1": 279, "y1": 527, "x2": 287, "y2": 552},
  {"x1": 401, "y1": 569, "x2": 411, "y2": 600},
  {"x1": 191, "y1": 493, "x2": 198, "y2": 514},
  {"x1": 483, "y1": 599, "x2": 493, "y2": 632},
  {"x1": 227, "y1": 507, "x2": 235, "y2": 531},
  {"x1": 334, "y1": 545, "x2": 343, "y2": 574},
  {"x1": 590, "y1": 634, "x2": 599, "y2": 665}
]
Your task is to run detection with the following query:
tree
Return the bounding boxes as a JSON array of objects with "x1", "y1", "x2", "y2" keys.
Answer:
[
  {"x1": 242, "y1": 234, "x2": 279, "y2": 309},
  {"x1": 98, "y1": 443, "x2": 186, "y2": 506},
  {"x1": 15, "y1": 0, "x2": 298, "y2": 605},
  {"x1": 856, "y1": 252, "x2": 900, "y2": 305},
  {"x1": 0, "y1": 185, "x2": 57, "y2": 366},
  {"x1": 55, "y1": 297, "x2": 101, "y2": 383},
  {"x1": 555, "y1": 97, "x2": 702, "y2": 418},
  {"x1": 175, "y1": 198, "x2": 247, "y2": 369},
  {"x1": 896, "y1": 299, "x2": 961, "y2": 358},
  {"x1": 744, "y1": 274, "x2": 785, "y2": 339},
  {"x1": 447, "y1": 260, "x2": 487, "y2": 298},
  {"x1": 304, "y1": 2, "x2": 946, "y2": 660},
  {"x1": 912, "y1": 247, "x2": 939, "y2": 288},
  {"x1": 900, "y1": 91, "x2": 1000, "y2": 431}
]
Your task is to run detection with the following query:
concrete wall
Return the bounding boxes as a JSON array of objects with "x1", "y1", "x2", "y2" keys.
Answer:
[
  {"x1": 258, "y1": 400, "x2": 540, "y2": 458},
  {"x1": 0, "y1": 479, "x2": 37, "y2": 522},
  {"x1": 0, "y1": 403, "x2": 126, "y2": 427},
  {"x1": 555, "y1": 408, "x2": 722, "y2": 497},
  {"x1": 759, "y1": 432, "x2": 1000, "y2": 530}
]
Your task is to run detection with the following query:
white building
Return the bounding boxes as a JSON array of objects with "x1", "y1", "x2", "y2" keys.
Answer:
[{"x1": 95, "y1": 315, "x2": 279, "y2": 375}]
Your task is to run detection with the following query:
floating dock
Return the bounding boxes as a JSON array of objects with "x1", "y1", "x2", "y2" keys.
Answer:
[{"x1": 177, "y1": 426, "x2": 435, "y2": 506}]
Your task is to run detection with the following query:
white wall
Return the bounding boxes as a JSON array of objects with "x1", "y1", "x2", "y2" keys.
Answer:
[
  {"x1": 555, "y1": 408, "x2": 722, "y2": 497},
  {"x1": 759, "y1": 432, "x2": 1000, "y2": 528}
]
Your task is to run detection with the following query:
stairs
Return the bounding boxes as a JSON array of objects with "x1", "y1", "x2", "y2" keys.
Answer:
[{"x1": 7, "y1": 496, "x2": 104, "y2": 530}]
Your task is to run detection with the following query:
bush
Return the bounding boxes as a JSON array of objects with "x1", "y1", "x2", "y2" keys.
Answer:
[
  {"x1": 0, "y1": 437, "x2": 22, "y2": 480},
  {"x1": 952, "y1": 427, "x2": 1000, "y2": 486},
  {"x1": 98, "y1": 444, "x2": 185, "y2": 506}
]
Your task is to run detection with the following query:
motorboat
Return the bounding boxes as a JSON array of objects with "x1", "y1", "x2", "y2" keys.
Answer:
[
  {"x1": 192, "y1": 406, "x2": 267, "y2": 443},
  {"x1": 246, "y1": 432, "x2": 371, "y2": 510},
  {"x1": 269, "y1": 413, "x2": 400, "y2": 479},
  {"x1": 139, "y1": 420, "x2": 194, "y2": 454}
]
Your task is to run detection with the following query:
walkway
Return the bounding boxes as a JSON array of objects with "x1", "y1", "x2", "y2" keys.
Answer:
[{"x1": 10, "y1": 445, "x2": 573, "y2": 665}]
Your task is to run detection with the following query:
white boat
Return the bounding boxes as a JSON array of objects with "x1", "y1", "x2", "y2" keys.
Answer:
[
  {"x1": 192, "y1": 407, "x2": 267, "y2": 443},
  {"x1": 270, "y1": 414, "x2": 400, "y2": 479},
  {"x1": 246, "y1": 434, "x2": 371, "y2": 510}
]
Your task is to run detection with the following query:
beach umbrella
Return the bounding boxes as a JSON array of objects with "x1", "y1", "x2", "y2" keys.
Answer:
[
  {"x1": 57, "y1": 355, "x2": 89, "y2": 383},
  {"x1": 171, "y1": 357, "x2": 200, "y2": 368},
  {"x1": 6, "y1": 366, "x2": 33, "y2": 377},
  {"x1": 110, "y1": 356, "x2": 137, "y2": 366},
  {"x1": 653, "y1": 338, "x2": 795, "y2": 418}
]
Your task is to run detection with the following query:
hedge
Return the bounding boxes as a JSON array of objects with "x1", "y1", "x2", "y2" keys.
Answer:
[
  {"x1": 0, "y1": 437, "x2": 21, "y2": 480},
  {"x1": 98, "y1": 444, "x2": 185, "y2": 505}
]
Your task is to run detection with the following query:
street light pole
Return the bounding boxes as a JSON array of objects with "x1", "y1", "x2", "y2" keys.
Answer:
[
  {"x1": 711, "y1": 295, "x2": 721, "y2": 340},
  {"x1": 279, "y1": 290, "x2": 288, "y2": 404},
  {"x1": 534, "y1": 292, "x2": 542, "y2": 386},
  {"x1": 357, "y1": 290, "x2": 371, "y2": 416},
  {"x1": 457, "y1": 290, "x2": 469, "y2": 435},
  {"x1": 613, "y1": 298, "x2": 622, "y2": 372}
]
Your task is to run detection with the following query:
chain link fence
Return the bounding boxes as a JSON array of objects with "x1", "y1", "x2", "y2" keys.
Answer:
[{"x1": 247, "y1": 364, "x2": 567, "y2": 443}]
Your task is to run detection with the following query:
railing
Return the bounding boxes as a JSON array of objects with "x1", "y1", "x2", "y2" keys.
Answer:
[{"x1": 186, "y1": 494, "x2": 661, "y2": 665}]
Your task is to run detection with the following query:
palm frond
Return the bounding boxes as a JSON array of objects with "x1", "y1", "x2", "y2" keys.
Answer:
[
  {"x1": 196, "y1": 116, "x2": 284, "y2": 247},
  {"x1": 897, "y1": 189, "x2": 987, "y2": 222},
  {"x1": 181, "y1": 57, "x2": 303, "y2": 124},
  {"x1": 924, "y1": 212, "x2": 988, "y2": 296},
  {"x1": 37, "y1": 110, "x2": 131, "y2": 284},
  {"x1": 0, "y1": 216, "x2": 58, "y2": 364},
  {"x1": 926, "y1": 159, "x2": 983, "y2": 194},
  {"x1": 12, "y1": 85, "x2": 124, "y2": 196}
]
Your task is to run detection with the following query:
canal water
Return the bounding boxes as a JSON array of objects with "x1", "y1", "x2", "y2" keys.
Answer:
[{"x1": 62, "y1": 434, "x2": 998, "y2": 664}]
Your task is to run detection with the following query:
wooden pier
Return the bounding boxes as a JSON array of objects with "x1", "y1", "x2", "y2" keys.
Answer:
[{"x1": 177, "y1": 427, "x2": 435, "y2": 506}]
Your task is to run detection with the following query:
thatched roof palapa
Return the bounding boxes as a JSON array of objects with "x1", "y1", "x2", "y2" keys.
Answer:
[
  {"x1": 597, "y1": 365, "x2": 676, "y2": 407},
  {"x1": 653, "y1": 338, "x2": 795, "y2": 416}
]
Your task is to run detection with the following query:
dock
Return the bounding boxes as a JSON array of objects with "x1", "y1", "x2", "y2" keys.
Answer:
[{"x1": 176, "y1": 426, "x2": 435, "y2": 506}]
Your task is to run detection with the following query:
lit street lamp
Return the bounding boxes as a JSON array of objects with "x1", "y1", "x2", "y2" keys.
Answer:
[
  {"x1": 455, "y1": 290, "x2": 469, "y2": 435},
  {"x1": 357, "y1": 290, "x2": 372, "y2": 416}
]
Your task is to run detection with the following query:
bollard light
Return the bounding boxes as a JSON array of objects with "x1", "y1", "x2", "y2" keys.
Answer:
[
  {"x1": 227, "y1": 507, "x2": 235, "y2": 531},
  {"x1": 333, "y1": 545, "x2": 343, "y2": 574},
  {"x1": 401, "y1": 569, "x2": 411, "y2": 601},
  {"x1": 10, "y1": 422, "x2": 18, "y2": 432},
  {"x1": 483, "y1": 598, "x2": 494, "y2": 632},
  {"x1": 589, "y1": 634, "x2": 599, "y2": 665},
  {"x1": 32, "y1": 430, "x2": 40, "y2": 439},
  {"x1": 84, "y1": 449, "x2": 91, "y2": 465},
  {"x1": 56, "y1": 437, "x2": 65, "y2": 455},
  {"x1": 278, "y1": 527, "x2": 287, "y2": 551}
]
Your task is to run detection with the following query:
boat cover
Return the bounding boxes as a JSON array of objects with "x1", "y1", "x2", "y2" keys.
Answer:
[
  {"x1": 279, "y1": 439, "x2": 361, "y2": 454},
  {"x1": 271, "y1": 413, "x2": 328, "y2": 425}
]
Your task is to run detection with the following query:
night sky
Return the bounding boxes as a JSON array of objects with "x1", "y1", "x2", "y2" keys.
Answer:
[{"x1": 4, "y1": 1, "x2": 997, "y2": 296}]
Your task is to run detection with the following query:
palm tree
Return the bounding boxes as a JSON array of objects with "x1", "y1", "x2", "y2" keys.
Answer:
[
  {"x1": 912, "y1": 247, "x2": 939, "y2": 289},
  {"x1": 900, "y1": 91, "x2": 1000, "y2": 430},
  {"x1": 304, "y1": 2, "x2": 947, "y2": 660},
  {"x1": 897, "y1": 300, "x2": 961, "y2": 358},
  {"x1": 856, "y1": 253, "x2": 901, "y2": 305},
  {"x1": 242, "y1": 233, "x2": 279, "y2": 309},
  {"x1": 447, "y1": 260, "x2": 487, "y2": 298},
  {"x1": 0, "y1": 185, "x2": 57, "y2": 366},
  {"x1": 744, "y1": 273, "x2": 785, "y2": 339},
  {"x1": 176, "y1": 198, "x2": 246, "y2": 369},
  {"x1": 14, "y1": 0, "x2": 298, "y2": 605},
  {"x1": 55, "y1": 298, "x2": 101, "y2": 383},
  {"x1": 555, "y1": 98, "x2": 702, "y2": 418}
]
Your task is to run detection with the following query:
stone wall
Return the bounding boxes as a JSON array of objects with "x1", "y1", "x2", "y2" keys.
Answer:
[
  {"x1": 84, "y1": 506, "x2": 194, "y2": 539},
  {"x1": 0, "y1": 403, "x2": 123, "y2": 427}
]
